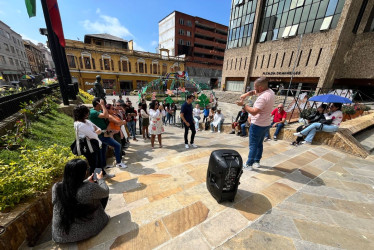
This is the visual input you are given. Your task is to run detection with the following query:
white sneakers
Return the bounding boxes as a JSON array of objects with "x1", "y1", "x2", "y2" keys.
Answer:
[
  {"x1": 190, "y1": 144, "x2": 198, "y2": 148},
  {"x1": 210, "y1": 130, "x2": 214, "y2": 133},
  {"x1": 294, "y1": 132, "x2": 303, "y2": 137},
  {"x1": 116, "y1": 162, "x2": 128, "y2": 169},
  {"x1": 253, "y1": 162, "x2": 261, "y2": 168},
  {"x1": 218, "y1": 130, "x2": 221, "y2": 133},
  {"x1": 185, "y1": 144, "x2": 190, "y2": 149},
  {"x1": 185, "y1": 144, "x2": 197, "y2": 149}
]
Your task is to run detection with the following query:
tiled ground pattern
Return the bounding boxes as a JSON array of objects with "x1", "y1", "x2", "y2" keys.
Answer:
[{"x1": 33, "y1": 126, "x2": 374, "y2": 250}]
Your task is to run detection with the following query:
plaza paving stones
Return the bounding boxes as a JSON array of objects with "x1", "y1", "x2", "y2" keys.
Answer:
[{"x1": 34, "y1": 125, "x2": 374, "y2": 249}]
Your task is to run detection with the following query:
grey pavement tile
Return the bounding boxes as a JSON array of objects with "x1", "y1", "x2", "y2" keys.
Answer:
[
  {"x1": 319, "y1": 171, "x2": 373, "y2": 185},
  {"x1": 249, "y1": 212, "x2": 301, "y2": 239},
  {"x1": 343, "y1": 168, "x2": 374, "y2": 178},
  {"x1": 285, "y1": 192, "x2": 338, "y2": 211},
  {"x1": 336, "y1": 188, "x2": 373, "y2": 203},
  {"x1": 156, "y1": 228, "x2": 211, "y2": 250},
  {"x1": 299, "y1": 185, "x2": 347, "y2": 200},
  {"x1": 308, "y1": 146, "x2": 332, "y2": 156},
  {"x1": 280, "y1": 145, "x2": 312, "y2": 158},
  {"x1": 276, "y1": 170, "x2": 312, "y2": 190},
  {"x1": 293, "y1": 239, "x2": 342, "y2": 250},
  {"x1": 275, "y1": 201, "x2": 336, "y2": 225},
  {"x1": 260, "y1": 154, "x2": 292, "y2": 168},
  {"x1": 325, "y1": 209, "x2": 374, "y2": 234},
  {"x1": 308, "y1": 158, "x2": 335, "y2": 171}
]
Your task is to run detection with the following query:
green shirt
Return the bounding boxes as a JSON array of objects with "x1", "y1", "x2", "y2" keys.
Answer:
[{"x1": 89, "y1": 109, "x2": 107, "y2": 130}]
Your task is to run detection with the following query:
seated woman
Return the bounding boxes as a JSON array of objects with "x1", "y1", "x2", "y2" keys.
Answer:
[
  {"x1": 294, "y1": 103, "x2": 343, "y2": 144},
  {"x1": 291, "y1": 104, "x2": 327, "y2": 146},
  {"x1": 52, "y1": 159, "x2": 110, "y2": 243}
]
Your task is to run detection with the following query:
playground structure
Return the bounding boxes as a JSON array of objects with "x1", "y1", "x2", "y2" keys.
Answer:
[{"x1": 138, "y1": 71, "x2": 216, "y2": 106}]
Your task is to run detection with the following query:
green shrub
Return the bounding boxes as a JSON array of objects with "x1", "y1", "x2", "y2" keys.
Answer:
[
  {"x1": 342, "y1": 105, "x2": 356, "y2": 115},
  {"x1": 0, "y1": 145, "x2": 80, "y2": 211},
  {"x1": 299, "y1": 108, "x2": 316, "y2": 119}
]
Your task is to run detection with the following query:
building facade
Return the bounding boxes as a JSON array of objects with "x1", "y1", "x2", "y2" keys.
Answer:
[
  {"x1": 159, "y1": 11, "x2": 228, "y2": 88},
  {"x1": 222, "y1": 0, "x2": 374, "y2": 94},
  {"x1": 37, "y1": 43, "x2": 55, "y2": 75},
  {"x1": 23, "y1": 40, "x2": 45, "y2": 75},
  {"x1": 0, "y1": 21, "x2": 31, "y2": 82},
  {"x1": 65, "y1": 34, "x2": 185, "y2": 93}
]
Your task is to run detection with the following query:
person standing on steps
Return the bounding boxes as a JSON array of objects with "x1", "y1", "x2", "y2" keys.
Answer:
[
  {"x1": 236, "y1": 77, "x2": 275, "y2": 170},
  {"x1": 180, "y1": 94, "x2": 197, "y2": 149}
]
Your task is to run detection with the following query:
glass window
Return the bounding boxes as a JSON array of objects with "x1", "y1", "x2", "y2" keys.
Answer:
[
  {"x1": 326, "y1": 0, "x2": 339, "y2": 16},
  {"x1": 298, "y1": 22, "x2": 307, "y2": 34},
  {"x1": 305, "y1": 20, "x2": 315, "y2": 33},
  {"x1": 266, "y1": 5, "x2": 272, "y2": 17},
  {"x1": 277, "y1": 0, "x2": 285, "y2": 14},
  {"x1": 84, "y1": 57, "x2": 91, "y2": 69},
  {"x1": 281, "y1": 12, "x2": 289, "y2": 27},
  {"x1": 278, "y1": 27, "x2": 285, "y2": 38},
  {"x1": 308, "y1": 2, "x2": 320, "y2": 21},
  {"x1": 179, "y1": 18, "x2": 184, "y2": 25},
  {"x1": 287, "y1": 9, "x2": 296, "y2": 26},
  {"x1": 305, "y1": 0, "x2": 313, "y2": 5},
  {"x1": 272, "y1": 3, "x2": 278, "y2": 15},
  {"x1": 290, "y1": 0, "x2": 298, "y2": 10},
  {"x1": 320, "y1": 16, "x2": 333, "y2": 30},
  {"x1": 294, "y1": 7, "x2": 303, "y2": 24},
  {"x1": 67, "y1": 55, "x2": 76, "y2": 68},
  {"x1": 301, "y1": 4, "x2": 311, "y2": 22},
  {"x1": 179, "y1": 39, "x2": 183, "y2": 45},
  {"x1": 330, "y1": 13, "x2": 341, "y2": 29},
  {"x1": 284, "y1": 0, "x2": 292, "y2": 11},
  {"x1": 252, "y1": 0, "x2": 257, "y2": 12},
  {"x1": 273, "y1": 29, "x2": 279, "y2": 40},
  {"x1": 186, "y1": 31, "x2": 191, "y2": 37},
  {"x1": 313, "y1": 18, "x2": 324, "y2": 32},
  {"x1": 275, "y1": 14, "x2": 282, "y2": 28},
  {"x1": 260, "y1": 32, "x2": 268, "y2": 42},
  {"x1": 289, "y1": 24, "x2": 299, "y2": 36},
  {"x1": 282, "y1": 26, "x2": 292, "y2": 37},
  {"x1": 248, "y1": 23, "x2": 253, "y2": 36},
  {"x1": 297, "y1": 0, "x2": 305, "y2": 7},
  {"x1": 317, "y1": 0, "x2": 329, "y2": 19},
  {"x1": 335, "y1": 0, "x2": 345, "y2": 14}
]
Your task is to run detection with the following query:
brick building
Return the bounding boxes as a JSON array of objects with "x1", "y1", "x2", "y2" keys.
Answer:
[
  {"x1": 222, "y1": 0, "x2": 374, "y2": 96},
  {"x1": 159, "y1": 11, "x2": 228, "y2": 88},
  {"x1": 23, "y1": 40, "x2": 45, "y2": 75}
]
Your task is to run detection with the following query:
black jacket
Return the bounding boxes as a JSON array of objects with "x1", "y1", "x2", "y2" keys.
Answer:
[
  {"x1": 307, "y1": 112, "x2": 325, "y2": 124},
  {"x1": 236, "y1": 111, "x2": 248, "y2": 124}
]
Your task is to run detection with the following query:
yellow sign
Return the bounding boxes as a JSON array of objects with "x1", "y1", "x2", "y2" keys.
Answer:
[{"x1": 0, "y1": 76, "x2": 3, "y2": 80}]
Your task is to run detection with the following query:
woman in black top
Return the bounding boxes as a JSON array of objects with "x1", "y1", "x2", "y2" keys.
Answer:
[{"x1": 291, "y1": 104, "x2": 327, "y2": 145}]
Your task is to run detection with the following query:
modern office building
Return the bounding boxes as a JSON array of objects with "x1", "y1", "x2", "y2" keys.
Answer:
[
  {"x1": 65, "y1": 33, "x2": 184, "y2": 93},
  {"x1": 0, "y1": 21, "x2": 31, "y2": 82},
  {"x1": 222, "y1": 0, "x2": 374, "y2": 95},
  {"x1": 159, "y1": 11, "x2": 228, "y2": 88},
  {"x1": 23, "y1": 40, "x2": 45, "y2": 75}
]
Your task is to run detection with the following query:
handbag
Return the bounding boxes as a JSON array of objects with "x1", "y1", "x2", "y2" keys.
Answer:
[{"x1": 70, "y1": 125, "x2": 95, "y2": 156}]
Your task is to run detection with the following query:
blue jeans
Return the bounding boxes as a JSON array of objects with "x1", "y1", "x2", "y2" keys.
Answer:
[
  {"x1": 241, "y1": 123, "x2": 247, "y2": 136},
  {"x1": 246, "y1": 124, "x2": 269, "y2": 166},
  {"x1": 301, "y1": 123, "x2": 338, "y2": 143},
  {"x1": 127, "y1": 120, "x2": 136, "y2": 138},
  {"x1": 210, "y1": 120, "x2": 224, "y2": 131},
  {"x1": 265, "y1": 122, "x2": 284, "y2": 138},
  {"x1": 166, "y1": 113, "x2": 172, "y2": 124},
  {"x1": 99, "y1": 135, "x2": 122, "y2": 167}
]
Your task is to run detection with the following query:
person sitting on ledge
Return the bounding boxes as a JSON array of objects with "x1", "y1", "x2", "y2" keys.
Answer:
[
  {"x1": 52, "y1": 159, "x2": 109, "y2": 243},
  {"x1": 264, "y1": 104, "x2": 287, "y2": 141},
  {"x1": 210, "y1": 108, "x2": 225, "y2": 133},
  {"x1": 291, "y1": 104, "x2": 327, "y2": 146},
  {"x1": 294, "y1": 103, "x2": 343, "y2": 144},
  {"x1": 230, "y1": 106, "x2": 248, "y2": 136}
]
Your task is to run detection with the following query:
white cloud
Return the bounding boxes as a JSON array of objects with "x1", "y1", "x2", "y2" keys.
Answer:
[
  {"x1": 20, "y1": 34, "x2": 42, "y2": 45},
  {"x1": 133, "y1": 41, "x2": 145, "y2": 51},
  {"x1": 96, "y1": 8, "x2": 101, "y2": 14},
  {"x1": 82, "y1": 14, "x2": 133, "y2": 38},
  {"x1": 151, "y1": 40, "x2": 158, "y2": 47}
]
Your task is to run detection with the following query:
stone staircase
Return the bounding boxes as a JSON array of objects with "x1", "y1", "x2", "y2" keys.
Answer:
[{"x1": 354, "y1": 126, "x2": 374, "y2": 155}]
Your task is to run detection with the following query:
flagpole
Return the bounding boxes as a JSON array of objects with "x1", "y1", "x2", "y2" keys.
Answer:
[{"x1": 40, "y1": 0, "x2": 70, "y2": 105}]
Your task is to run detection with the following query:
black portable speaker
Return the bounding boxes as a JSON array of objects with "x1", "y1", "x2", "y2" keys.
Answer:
[{"x1": 206, "y1": 149, "x2": 243, "y2": 203}]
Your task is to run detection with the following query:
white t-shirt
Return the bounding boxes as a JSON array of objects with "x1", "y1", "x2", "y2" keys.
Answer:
[
  {"x1": 193, "y1": 108, "x2": 201, "y2": 117},
  {"x1": 74, "y1": 120, "x2": 101, "y2": 147},
  {"x1": 324, "y1": 110, "x2": 343, "y2": 126},
  {"x1": 212, "y1": 113, "x2": 224, "y2": 127}
]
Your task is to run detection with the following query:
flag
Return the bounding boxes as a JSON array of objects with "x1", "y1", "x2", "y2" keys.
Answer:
[
  {"x1": 25, "y1": 0, "x2": 36, "y2": 18},
  {"x1": 46, "y1": 0, "x2": 66, "y2": 47}
]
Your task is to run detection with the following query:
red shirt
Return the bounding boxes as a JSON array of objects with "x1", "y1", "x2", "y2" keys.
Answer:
[{"x1": 271, "y1": 108, "x2": 287, "y2": 123}]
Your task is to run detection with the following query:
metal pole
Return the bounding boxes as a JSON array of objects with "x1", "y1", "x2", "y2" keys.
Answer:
[
  {"x1": 283, "y1": 34, "x2": 303, "y2": 106},
  {"x1": 40, "y1": 0, "x2": 69, "y2": 105}
]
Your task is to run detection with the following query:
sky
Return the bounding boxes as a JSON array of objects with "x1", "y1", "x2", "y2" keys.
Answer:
[{"x1": 0, "y1": 0, "x2": 231, "y2": 52}]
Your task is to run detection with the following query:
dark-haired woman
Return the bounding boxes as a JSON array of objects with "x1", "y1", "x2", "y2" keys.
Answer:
[
  {"x1": 52, "y1": 159, "x2": 109, "y2": 243},
  {"x1": 140, "y1": 103, "x2": 150, "y2": 140},
  {"x1": 149, "y1": 100, "x2": 165, "y2": 148},
  {"x1": 294, "y1": 103, "x2": 343, "y2": 144},
  {"x1": 73, "y1": 105, "x2": 103, "y2": 175},
  {"x1": 291, "y1": 104, "x2": 327, "y2": 146}
]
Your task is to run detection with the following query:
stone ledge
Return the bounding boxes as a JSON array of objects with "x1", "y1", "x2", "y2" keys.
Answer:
[{"x1": 0, "y1": 190, "x2": 53, "y2": 249}]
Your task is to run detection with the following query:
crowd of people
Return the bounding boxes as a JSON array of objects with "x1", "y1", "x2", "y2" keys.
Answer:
[{"x1": 53, "y1": 77, "x2": 345, "y2": 243}]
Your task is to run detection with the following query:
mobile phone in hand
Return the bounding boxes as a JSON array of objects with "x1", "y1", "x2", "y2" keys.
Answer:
[{"x1": 93, "y1": 168, "x2": 102, "y2": 181}]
